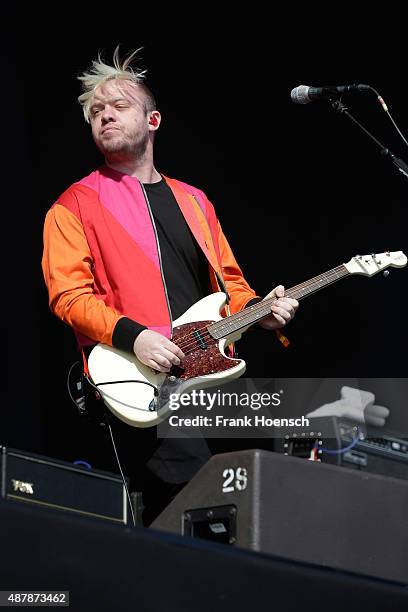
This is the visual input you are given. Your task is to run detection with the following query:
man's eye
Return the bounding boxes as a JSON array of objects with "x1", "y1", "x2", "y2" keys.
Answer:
[{"x1": 92, "y1": 109, "x2": 101, "y2": 117}]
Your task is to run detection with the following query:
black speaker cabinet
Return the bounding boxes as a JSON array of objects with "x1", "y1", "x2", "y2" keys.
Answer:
[{"x1": 152, "y1": 449, "x2": 408, "y2": 584}]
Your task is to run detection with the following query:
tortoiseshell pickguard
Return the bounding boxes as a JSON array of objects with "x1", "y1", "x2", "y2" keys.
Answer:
[{"x1": 169, "y1": 321, "x2": 240, "y2": 380}]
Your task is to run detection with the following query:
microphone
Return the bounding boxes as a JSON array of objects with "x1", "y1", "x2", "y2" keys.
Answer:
[{"x1": 291, "y1": 84, "x2": 371, "y2": 104}]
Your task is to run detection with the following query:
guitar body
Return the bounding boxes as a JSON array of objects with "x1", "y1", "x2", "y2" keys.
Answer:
[{"x1": 88, "y1": 293, "x2": 246, "y2": 428}]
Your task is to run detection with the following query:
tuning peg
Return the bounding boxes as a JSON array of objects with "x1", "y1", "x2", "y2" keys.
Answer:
[{"x1": 383, "y1": 270, "x2": 390, "y2": 277}]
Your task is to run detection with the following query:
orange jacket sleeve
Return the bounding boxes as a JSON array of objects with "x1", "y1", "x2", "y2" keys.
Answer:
[
  {"x1": 42, "y1": 203, "x2": 124, "y2": 345},
  {"x1": 216, "y1": 219, "x2": 260, "y2": 314}
]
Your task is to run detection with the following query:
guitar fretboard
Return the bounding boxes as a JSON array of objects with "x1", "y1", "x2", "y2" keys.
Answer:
[{"x1": 208, "y1": 264, "x2": 350, "y2": 340}]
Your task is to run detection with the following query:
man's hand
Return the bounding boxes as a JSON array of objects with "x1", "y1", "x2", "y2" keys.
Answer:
[
  {"x1": 259, "y1": 285, "x2": 299, "y2": 331},
  {"x1": 134, "y1": 329, "x2": 185, "y2": 372}
]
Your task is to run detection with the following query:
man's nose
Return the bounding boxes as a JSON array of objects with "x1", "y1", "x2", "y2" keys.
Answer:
[{"x1": 101, "y1": 106, "x2": 115, "y2": 123}]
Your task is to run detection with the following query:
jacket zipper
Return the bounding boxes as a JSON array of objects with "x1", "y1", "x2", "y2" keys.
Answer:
[{"x1": 141, "y1": 183, "x2": 173, "y2": 336}]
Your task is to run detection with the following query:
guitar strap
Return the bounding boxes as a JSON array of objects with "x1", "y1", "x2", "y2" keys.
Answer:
[
  {"x1": 190, "y1": 191, "x2": 289, "y2": 351},
  {"x1": 276, "y1": 329, "x2": 290, "y2": 347},
  {"x1": 81, "y1": 348, "x2": 89, "y2": 375},
  {"x1": 185, "y1": 192, "x2": 238, "y2": 355}
]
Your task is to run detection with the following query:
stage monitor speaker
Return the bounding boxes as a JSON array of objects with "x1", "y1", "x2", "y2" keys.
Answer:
[{"x1": 152, "y1": 449, "x2": 408, "y2": 584}]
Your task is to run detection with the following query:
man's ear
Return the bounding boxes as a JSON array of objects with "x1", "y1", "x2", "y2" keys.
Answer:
[{"x1": 148, "y1": 111, "x2": 161, "y2": 130}]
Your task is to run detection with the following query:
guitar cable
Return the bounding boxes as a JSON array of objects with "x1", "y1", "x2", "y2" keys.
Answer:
[
  {"x1": 104, "y1": 409, "x2": 137, "y2": 527},
  {"x1": 66, "y1": 361, "x2": 141, "y2": 527},
  {"x1": 88, "y1": 378, "x2": 160, "y2": 413},
  {"x1": 67, "y1": 359, "x2": 159, "y2": 413},
  {"x1": 314, "y1": 428, "x2": 361, "y2": 457}
]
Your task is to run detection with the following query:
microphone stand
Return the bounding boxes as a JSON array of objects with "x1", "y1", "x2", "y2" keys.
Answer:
[{"x1": 330, "y1": 99, "x2": 408, "y2": 180}]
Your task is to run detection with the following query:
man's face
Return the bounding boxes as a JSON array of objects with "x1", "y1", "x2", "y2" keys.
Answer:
[{"x1": 89, "y1": 80, "x2": 151, "y2": 159}]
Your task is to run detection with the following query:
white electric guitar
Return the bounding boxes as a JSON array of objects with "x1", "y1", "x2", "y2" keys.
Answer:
[{"x1": 88, "y1": 251, "x2": 407, "y2": 428}]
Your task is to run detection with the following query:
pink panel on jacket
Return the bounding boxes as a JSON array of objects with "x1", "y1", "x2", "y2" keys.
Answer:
[{"x1": 79, "y1": 166, "x2": 160, "y2": 270}]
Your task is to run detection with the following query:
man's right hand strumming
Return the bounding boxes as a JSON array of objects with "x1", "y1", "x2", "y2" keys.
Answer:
[{"x1": 133, "y1": 329, "x2": 185, "y2": 372}]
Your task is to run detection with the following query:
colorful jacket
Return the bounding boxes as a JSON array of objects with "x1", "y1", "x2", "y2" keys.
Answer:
[{"x1": 42, "y1": 166, "x2": 258, "y2": 348}]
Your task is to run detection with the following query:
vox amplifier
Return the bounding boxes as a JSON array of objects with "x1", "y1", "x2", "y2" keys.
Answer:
[{"x1": 0, "y1": 446, "x2": 128, "y2": 524}]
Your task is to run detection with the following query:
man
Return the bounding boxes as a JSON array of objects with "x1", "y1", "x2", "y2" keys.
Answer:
[{"x1": 42, "y1": 48, "x2": 299, "y2": 524}]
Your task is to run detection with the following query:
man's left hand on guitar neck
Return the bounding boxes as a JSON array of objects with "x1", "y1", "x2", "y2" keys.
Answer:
[{"x1": 258, "y1": 285, "x2": 299, "y2": 331}]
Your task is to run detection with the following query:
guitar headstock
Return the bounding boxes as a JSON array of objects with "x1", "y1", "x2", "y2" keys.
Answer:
[{"x1": 344, "y1": 251, "x2": 407, "y2": 276}]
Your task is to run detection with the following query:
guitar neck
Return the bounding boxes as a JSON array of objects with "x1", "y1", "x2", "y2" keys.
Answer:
[{"x1": 208, "y1": 264, "x2": 350, "y2": 340}]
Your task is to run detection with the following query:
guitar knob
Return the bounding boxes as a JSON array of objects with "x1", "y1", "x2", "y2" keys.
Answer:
[
  {"x1": 383, "y1": 270, "x2": 390, "y2": 277},
  {"x1": 148, "y1": 398, "x2": 157, "y2": 412}
]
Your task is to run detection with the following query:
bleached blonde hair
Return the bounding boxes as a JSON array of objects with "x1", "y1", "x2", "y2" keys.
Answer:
[{"x1": 77, "y1": 46, "x2": 156, "y2": 123}]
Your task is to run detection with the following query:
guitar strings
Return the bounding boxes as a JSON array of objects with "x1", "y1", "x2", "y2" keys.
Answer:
[
  {"x1": 174, "y1": 266, "x2": 349, "y2": 355},
  {"x1": 175, "y1": 266, "x2": 348, "y2": 354},
  {"x1": 173, "y1": 265, "x2": 344, "y2": 350}
]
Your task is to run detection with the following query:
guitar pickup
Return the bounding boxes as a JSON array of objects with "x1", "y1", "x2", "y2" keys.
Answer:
[{"x1": 193, "y1": 330, "x2": 207, "y2": 349}]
